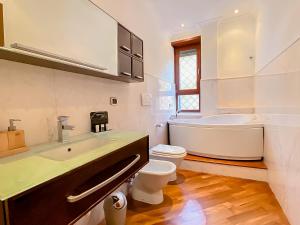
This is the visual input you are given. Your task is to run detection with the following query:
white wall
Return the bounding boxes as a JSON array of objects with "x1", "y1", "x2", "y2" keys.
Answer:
[
  {"x1": 198, "y1": 15, "x2": 256, "y2": 115},
  {"x1": 217, "y1": 15, "x2": 255, "y2": 111},
  {"x1": 255, "y1": 1, "x2": 300, "y2": 224},
  {"x1": 255, "y1": 0, "x2": 300, "y2": 73},
  {"x1": 217, "y1": 77, "x2": 254, "y2": 109},
  {"x1": 201, "y1": 21, "x2": 218, "y2": 80},
  {"x1": 218, "y1": 15, "x2": 255, "y2": 78},
  {"x1": 200, "y1": 21, "x2": 219, "y2": 115}
]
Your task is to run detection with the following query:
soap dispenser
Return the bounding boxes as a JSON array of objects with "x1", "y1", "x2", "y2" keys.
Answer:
[
  {"x1": 8, "y1": 119, "x2": 21, "y2": 131},
  {"x1": 7, "y1": 119, "x2": 26, "y2": 150},
  {"x1": 90, "y1": 111, "x2": 109, "y2": 133}
]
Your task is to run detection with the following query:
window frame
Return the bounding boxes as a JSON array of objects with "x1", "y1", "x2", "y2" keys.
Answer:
[{"x1": 172, "y1": 37, "x2": 201, "y2": 112}]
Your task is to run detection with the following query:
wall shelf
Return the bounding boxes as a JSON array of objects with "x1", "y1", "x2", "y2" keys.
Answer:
[{"x1": 0, "y1": 47, "x2": 140, "y2": 83}]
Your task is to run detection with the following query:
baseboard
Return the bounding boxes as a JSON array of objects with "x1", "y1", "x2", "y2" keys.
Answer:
[{"x1": 180, "y1": 160, "x2": 267, "y2": 181}]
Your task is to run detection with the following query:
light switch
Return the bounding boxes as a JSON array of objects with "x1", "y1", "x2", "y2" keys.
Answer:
[{"x1": 110, "y1": 97, "x2": 118, "y2": 106}]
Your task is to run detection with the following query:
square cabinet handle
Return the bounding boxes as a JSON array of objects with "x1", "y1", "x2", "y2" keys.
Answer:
[{"x1": 120, "y1": 45, "x2": 131, "y2": 52}]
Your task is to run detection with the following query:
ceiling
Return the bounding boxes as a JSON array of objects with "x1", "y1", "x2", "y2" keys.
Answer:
[{"x1": 146, "y1": 0, "x2": 258, "y2": 38}]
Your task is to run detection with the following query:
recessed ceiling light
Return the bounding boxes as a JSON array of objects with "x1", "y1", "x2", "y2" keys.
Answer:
[
  {"x1": 181, "y1": 23, "x2": 185, "y2": 28},
  {"x1": 234, "y1": 9, "x2": 239, "y2": 14}
]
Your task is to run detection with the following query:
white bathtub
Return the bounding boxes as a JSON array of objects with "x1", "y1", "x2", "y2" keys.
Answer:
[{"x1": 168, "y1": 114, "x2": 264, "y2": 161}]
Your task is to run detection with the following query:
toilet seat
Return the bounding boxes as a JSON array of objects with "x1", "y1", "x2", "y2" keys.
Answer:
[
  {"x1": 139, "y1": 159, "x2": 177, "y2": 175},
  {"x1": 151, "y1": 144, "x2": 186, "y2": 157}
]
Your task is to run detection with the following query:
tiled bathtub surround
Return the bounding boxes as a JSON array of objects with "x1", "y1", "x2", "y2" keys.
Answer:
[
  {"x1": 200, "y1": 76, "x2": 255, "y2": 115},
  {"x1": 0, "y1": 59, "x2": 175, "y2": 147},
  {"x1": 217, "y1": 76, "x2": 254, "y2": 109},
  {"x1": 199, "y1": 15, "x2": 256, "y2": 116},
  {"x1": 255, "y1": 38, "x2": 300, "y2": 225}
]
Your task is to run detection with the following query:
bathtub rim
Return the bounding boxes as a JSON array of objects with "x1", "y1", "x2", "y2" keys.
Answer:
[{"x1": 168, "y1": 120, "x2": 264, "y2": 128}]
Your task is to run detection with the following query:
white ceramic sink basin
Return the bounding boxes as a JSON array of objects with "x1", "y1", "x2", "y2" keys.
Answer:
[{"x1": 39, "y1": 137, "x2": 111, "y2": 161}]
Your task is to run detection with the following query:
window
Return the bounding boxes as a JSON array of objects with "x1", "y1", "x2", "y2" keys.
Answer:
[{"x1": 172, "y1": 37, "x2": 201, "y2": 112}]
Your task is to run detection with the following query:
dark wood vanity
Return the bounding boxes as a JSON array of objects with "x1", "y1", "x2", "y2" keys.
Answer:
[
  {"x1": 0, "y1": 136, "x2": 149, "y2": 225},
  {"x1": 0, "y1": 3, "x2": 4, "y2": 47},
  {"x1": 118, "y1": 24, "x2": 144, "y2": 82}
]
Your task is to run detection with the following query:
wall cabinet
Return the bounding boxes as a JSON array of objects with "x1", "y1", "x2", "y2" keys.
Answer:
[
  {"x1": 0, "y1": 1, "x2": 144, "y2": 83},
  {"x1": 3, "y1": 0, "x2": 118, "y2": 75},
  {"x1": 118, "y1": 25, "x2": 132, "y2": 54},
  {"x1": 1, "y1": 137, "x2": 149, "y2": 225},
  {"x1": 132, "y1": 34, "x2": 143, "y2": 60},
  {"x1": 132, "y1": 59, "x2": 144, "y2": 80},
  {"x1": 118, "y1": 51, "x2": 132, "y2": 77},
  {"x1": 118, "y1": 24, "x2": 144, "y2": 81}
]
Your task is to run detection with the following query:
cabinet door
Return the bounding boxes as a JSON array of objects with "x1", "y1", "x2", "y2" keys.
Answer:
[
  {"x1": 132, "y1": 34, "x2": 143, "y2": 59},
  {"x1": 118, "y1": 52, "x2": 132, "y2": 78},
  {"x1": 4, "y1": 0, "x2": 118, "y2": 74},
  {"x1": 118, "y1": 25, "x2": 131, "y2": 54},
  {"x1": 0, "y1": 3, "x2": 4, "y2": 47},
  {"x1": 0, "y1": 202, "x2": 4, "y2": 225},
  {"x1": 132, "y1": 59, "x2": 144, "y2": 81}
]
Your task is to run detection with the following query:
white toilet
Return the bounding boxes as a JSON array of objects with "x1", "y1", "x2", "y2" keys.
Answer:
[
  {"x1": 150, "y1": 144, "x2": 187, "y2": 181},
  {"x1": 131, "y1": 159, "x2": 176, "y2": 205}
]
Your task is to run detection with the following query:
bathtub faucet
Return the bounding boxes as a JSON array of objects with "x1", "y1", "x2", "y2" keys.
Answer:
[{"x1": 176, "y1": 110, "x2": 182, "y2": 118}]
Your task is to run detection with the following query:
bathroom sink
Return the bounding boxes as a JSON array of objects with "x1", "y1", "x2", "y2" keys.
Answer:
[{"x1": 39, "y1": 137, "x2": 111, "y2": 161}]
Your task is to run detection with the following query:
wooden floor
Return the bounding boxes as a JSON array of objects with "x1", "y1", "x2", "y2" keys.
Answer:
[
  {"x1": 185, "y1": 154, "x2": 267, "y2": 169},
  {"x1": 101, "y1": 170, "x2": 289, "y2": 225}
]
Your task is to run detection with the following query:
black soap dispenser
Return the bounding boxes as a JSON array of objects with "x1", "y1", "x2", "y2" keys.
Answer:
[{"x1": 90, "y1": 111, "x2": 109, "y2": 133}]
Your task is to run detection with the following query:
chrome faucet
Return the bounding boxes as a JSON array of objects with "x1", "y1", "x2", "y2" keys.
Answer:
[
  {"x1": 176, "y1": 109, "x2": 182, "y2": 118},
  {"x1": 57, "y1": 116, "x2": 74, "y2": 143}
]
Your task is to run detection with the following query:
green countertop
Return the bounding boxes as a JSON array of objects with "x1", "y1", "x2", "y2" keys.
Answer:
[{"x1": 0, "y1": 131, "x2": 147, "y2": 201}]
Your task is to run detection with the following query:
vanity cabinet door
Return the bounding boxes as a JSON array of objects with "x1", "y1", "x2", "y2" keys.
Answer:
[
  {"x1": 6, "y1": 137, "x2": 149, "y2": 225},
  {"x1": 0, "y1": 202, "x2": 4, "y2": 225},
  {"x1": 132, "y1": 59, "x2": 144, "y2": 81},
  {"x1": 132, "y1": 34, "x2": 143, "y2": 60},
  {"x1": 118, "y1": 25, "x2": 131, "y2": 54},
  {"x1": 0, "y1": 3, "x2": 4, "y2": 47},
  {"x1": 118, "y1": 52, "x2": 132, "y2": 78}
]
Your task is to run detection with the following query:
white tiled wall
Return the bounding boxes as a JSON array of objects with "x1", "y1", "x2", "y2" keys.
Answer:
[
  {"x1": 201, "y1": 76, "x2": 255, "y2": 116},
  {"x1": 0, "y1": 60, "x2": 175, "y2": 147},
  {"x1": 199, "y1": 15, "x2": 255, "y2": 115},
  {"x1": 217, "y1": 76, "x2": 254, "y2": 109},
  {"x1": 255, "y1": 38, "x2": 300, "y2": 225}
]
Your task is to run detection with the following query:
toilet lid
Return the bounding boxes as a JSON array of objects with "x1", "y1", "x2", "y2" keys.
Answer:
[{"x1": 151, "y1": 144, "x2": 186, "y2": 156}]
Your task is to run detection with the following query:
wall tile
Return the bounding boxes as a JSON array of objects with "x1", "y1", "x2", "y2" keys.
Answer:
[
  {"x1": 255, "y1": 38, "x2": 300, "y2": 225},
  {"x1": 0, "y1": 60, "x2": 175, "y2": 147},
  {"x1": 218, "y1": 76, "x2": 254, "y2": 108}
]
